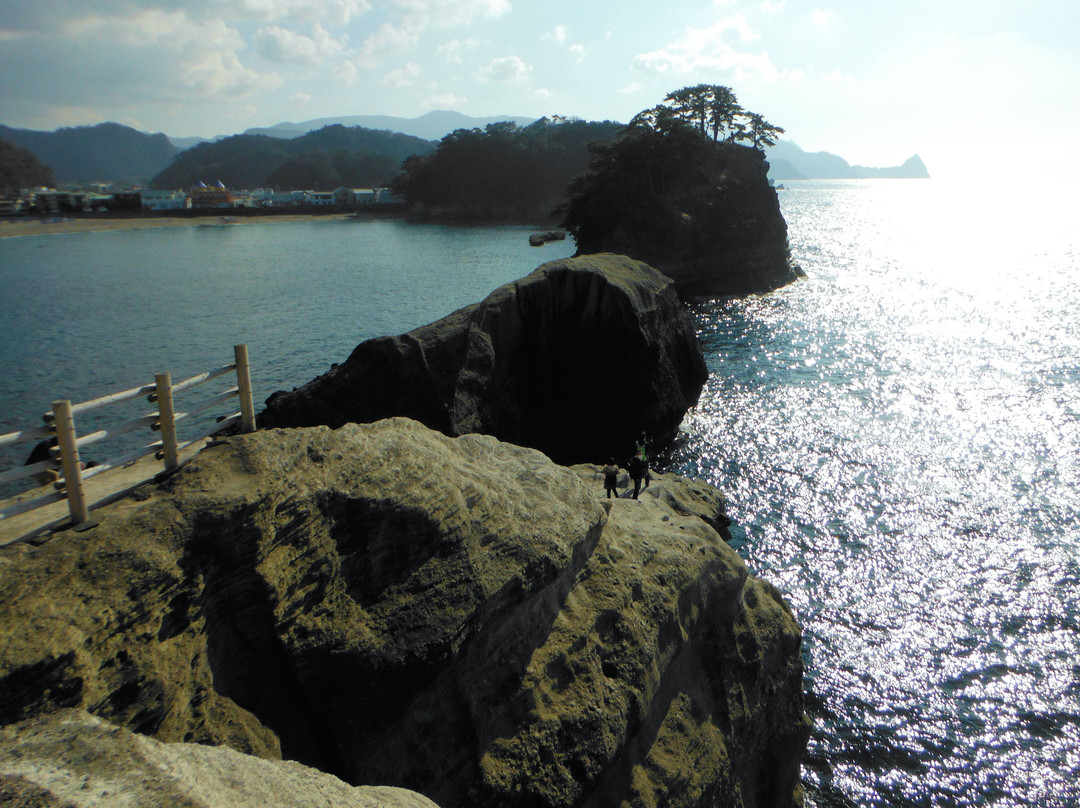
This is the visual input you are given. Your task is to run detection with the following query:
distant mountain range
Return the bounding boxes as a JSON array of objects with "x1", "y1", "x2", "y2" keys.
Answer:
[
  {"x1": 243, "y1": 110, "x2": 538, "y2": 142},
  {"x1": 0, "y1": 112, "x2": 929, "y2": 189},
  {"x1": 149, "y1": 125, "x2": 436, "y2": 190}
]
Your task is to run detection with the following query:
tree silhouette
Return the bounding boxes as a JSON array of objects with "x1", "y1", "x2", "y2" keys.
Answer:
[
  {"x1": 636, "y1": 84, "x2": 781, "y2": 150},
  {"x1": 706, "y1": 85, "x2": 743, "y2": 141},
  {"x1": 664, "y1": 85, "x2": 712, "y2": 136},
  {"x1": 743, "y1": 113, "x2": 785, "y2": 149},
  {"x1": 393, "y1": 117, "x2": 622, "y2": 220}
]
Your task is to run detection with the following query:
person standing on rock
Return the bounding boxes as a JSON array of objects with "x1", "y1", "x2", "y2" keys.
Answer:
[
  {"x1": 602, "y1": 458, "x2": 620, "y2": 499},
  {"x1": 636, "y1": 431, "x2": 652, "y2": 489},
  {"x1": 628, "y1": 453, "x2": 644, "y2": 500}
]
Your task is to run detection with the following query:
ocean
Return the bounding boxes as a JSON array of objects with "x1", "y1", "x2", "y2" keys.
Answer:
[{"x1": 1, "y1": 182, "x2": 1078, "y2": 807}]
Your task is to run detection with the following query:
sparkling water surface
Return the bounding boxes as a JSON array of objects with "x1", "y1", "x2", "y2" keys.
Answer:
[
  {"x1": 2, "y1": 184, "x2": 1078, "y2": 806},
  {"x1": 668, "y1": 179, "x2": 1080, "y2": 807}
]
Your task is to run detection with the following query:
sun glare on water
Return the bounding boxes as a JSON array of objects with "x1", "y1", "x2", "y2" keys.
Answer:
[{"x1": 671, "y1": 177, "x2": 1080, "y2": 805}]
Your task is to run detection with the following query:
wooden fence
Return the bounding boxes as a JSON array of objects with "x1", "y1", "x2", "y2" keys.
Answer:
[{"x1": 0, "y1": 344, "x2": 256, "y2": 537}]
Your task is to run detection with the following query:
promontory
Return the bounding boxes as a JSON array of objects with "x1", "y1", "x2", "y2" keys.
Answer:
[{"x1": 0, "y1": 255, "x2": 811, "y2": 808}]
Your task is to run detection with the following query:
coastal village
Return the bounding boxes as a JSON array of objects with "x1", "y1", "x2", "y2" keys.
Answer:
[{"x1": 0, "y1": 182, "x2": 405, "y2": 217}]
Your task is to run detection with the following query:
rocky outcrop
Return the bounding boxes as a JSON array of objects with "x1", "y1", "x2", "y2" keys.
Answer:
[
  {"x1": 0, "y1": 421, "x2": 810, "y2": 808},
  {"x1": 0, "y1": 709, "x2": 440, "y2": 808},
  {"x1": 260, "y1": 254, "x2": 708, "y2": 465},
  {"x1": 564, "y1": 138, "x2": 799, "y2": 297}
]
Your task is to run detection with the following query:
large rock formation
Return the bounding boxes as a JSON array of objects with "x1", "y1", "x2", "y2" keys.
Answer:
[
  {"x1": 0, "y1": 421, "x2": 810, "y2": 808},
  {"x1": 259, "y1": 254, "x2": 707, "y2": 466},
  {"x1": 561, "y1": 134, "x2": 799, "y2": 297},
  {"x1": 0, "y1": 709, "x2": 438, "y2": 808}
]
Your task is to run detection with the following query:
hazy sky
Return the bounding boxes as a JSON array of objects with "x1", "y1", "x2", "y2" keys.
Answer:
[{"x1": 2, "y1": 0, "x2": 1078, "y2": 178}]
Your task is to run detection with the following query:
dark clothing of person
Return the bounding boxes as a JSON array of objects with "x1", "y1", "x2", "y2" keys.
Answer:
[
  {"x1": 630, "y1": 436, "x2": 648, "y2": 486},
  {"x1": 628, "y1": 455, "x2": 644, "y2": 500},
  {"x1": 602, "y1": 463, "x2": 619, "y2": 498},
  {"x1": 636, "y1": 434, "x2": 652, "y2": 488}
]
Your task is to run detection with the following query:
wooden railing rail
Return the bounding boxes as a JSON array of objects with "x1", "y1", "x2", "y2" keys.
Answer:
[{"x1": 0, "y1": 344, "x2": 256, "y2": 534}]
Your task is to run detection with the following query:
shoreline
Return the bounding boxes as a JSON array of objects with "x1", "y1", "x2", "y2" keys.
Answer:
[
  {"x1": 0, "y1": 212, "x2": 365, "y2": 239},
  {"x1": 0, "y1": 210, "x2": 562, "y2": 239}
]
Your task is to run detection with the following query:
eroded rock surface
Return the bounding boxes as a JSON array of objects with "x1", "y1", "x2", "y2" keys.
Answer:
[
  {"x1": 0, "y1": 709, "x2": 439, "y2": 808},
  {"x1": 259, "y1": 254, "x2": 707, "y2": 465},
  {"x1": 0, "y1": 421, "x2": 809, "y2": 808},
  {"x1": 570, "y1": 462, "x2": 733, "y2": 539}
]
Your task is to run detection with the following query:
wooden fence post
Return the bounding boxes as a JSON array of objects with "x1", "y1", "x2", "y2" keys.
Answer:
[
  {"x1": 155, "y1": 372, "x2": 180, "y2": 471},
  {"x1": 234, "y1": 344, "x2": 256, "y2": 433},
  {"x1": 52, "y1": 399, "x2": 88, "y2": 525}
]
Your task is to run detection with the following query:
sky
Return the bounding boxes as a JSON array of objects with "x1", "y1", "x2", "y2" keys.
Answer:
[{"x1": 2, "y1": 0, "x2": 1079, "y2": 179}]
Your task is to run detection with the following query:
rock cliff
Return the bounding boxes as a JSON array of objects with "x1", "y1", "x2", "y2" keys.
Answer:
[
  {"x1": 0, "y1": 709, "x2": 438, "y2": 808},
  {"x1": 561, "y1": 136, "x2": 799, "y2": 298},
  {"x1": 260, "y1": 254, "x2": 708, "y2": 466},
  {"x1": 0, "y1": 421, "x2": 810, "y2": 808}
]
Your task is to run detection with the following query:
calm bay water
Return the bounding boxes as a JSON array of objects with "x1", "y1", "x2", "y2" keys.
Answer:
[
  {"x1": 0, "y1": 219, "x2": 575, "y2": 476},
  {"x1": 2, "y1": 183, "x2": 1078, "y2": 806}
]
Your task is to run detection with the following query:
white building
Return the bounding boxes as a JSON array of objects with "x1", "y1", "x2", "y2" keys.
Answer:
[
  {"x1": 268, "y1": 190, "x2": 309, "y2": 206},
  {"x1": 140, "y1": 189, "x2": 187, "y2": 210},
  {"x1": 375, "y1": 188, "x2": 406, "y2": 205},
  {"x1": 333, "y1": 187, "x2": 377, "y2": 205}
]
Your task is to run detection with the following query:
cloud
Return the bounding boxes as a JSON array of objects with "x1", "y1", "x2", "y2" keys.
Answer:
[
  {"x1": 356, "y1": 0, "x2": 510, "y2": 66},
  {"x1": 253, "y1": 24, "x2": 346, "y2": 65},
  {"x1": 542, "y1": 23, "x2": 586, "y2": 61},
  {"x1": 1, "y1": 0, "x2": 521, "y2": 133},
  {"x1": 235, "y1": 0, "x2": 372, "y2": 26},
  {"x1": 178, "y1": 48, "x2": 283, "y2": 99},
  {"x1": 480, "y1": 55, "x2": 530, "y2": 82},
  {"x1": 438, "y1": 37, "x2": 481, "y2": 63},
  {"x1": 811, "y1": 9, "x2": 834, "y2": 25},
  {"x1": 358, "y1": 21, "x2": 425, "y2": 67},
  {"x1": 0, "y1": 4, "x2": 290, "y2": 131},
  {"x1": 11, "y1": 9, "x2": 279, "y2": 102},
  {"x1": 395, "y1": 0, "x2": 511, "y2": 28},
  {"x1": 425, "y1": 92, "x2": 468, "y2": 108},
  {"x1": 545, "y1": 25, "x2": 571, "y2": 43},
  {"x1": 8, "y1": 0, "x2": 373, "y2": 30},
  {"x1": 289, "y1": 91, "x2": 312, "y2": 106},
  {"x1": 383, "y1": 62, "x2": 423, "y2": 86},
  {"x1": 333, "y1": 59, "x2": 360, "y2": 85},
  {"x1": 631, "y1": 17, "x2": 781, "y2": 81}
]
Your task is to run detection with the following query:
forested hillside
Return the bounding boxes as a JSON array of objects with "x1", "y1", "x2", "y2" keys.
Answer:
[
  {"x1": 392, "y1": 117, "x2": 623, "y2": 221},
  {"x1": 150, "y1": 124, "x2": 436, "y2": 190},
  {"x1": 0, "y1": 138, "x2": 56, "y2": 192},
  {"x1": 0, "y1": 122, "x2": 178, "y2": 185}
]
